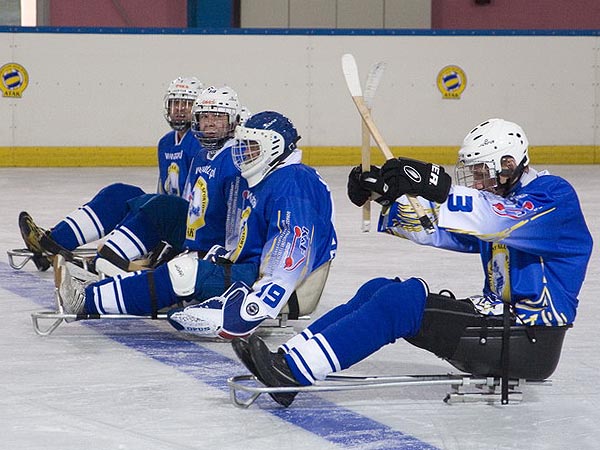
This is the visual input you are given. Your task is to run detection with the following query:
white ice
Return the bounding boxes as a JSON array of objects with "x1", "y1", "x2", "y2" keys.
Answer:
[{"x1": 1, "y1": 165, "x2": 598, "y2": 450}]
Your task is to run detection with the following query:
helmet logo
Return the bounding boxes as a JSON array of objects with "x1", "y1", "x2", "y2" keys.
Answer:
[
  {"x1": 262, "y1": 118, "x2": 277, "y2": 129},
  {"x1": 479, "y1": 138, "x2": 495, "y2": 147},
  {"x1": 404, "y1": 165, "x2": 421, "y2": 183}
]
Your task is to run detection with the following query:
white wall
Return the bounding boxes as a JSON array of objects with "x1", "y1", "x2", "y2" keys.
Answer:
[{"x1": 1, "y1": 31, "x2": 598, "y2": 148}]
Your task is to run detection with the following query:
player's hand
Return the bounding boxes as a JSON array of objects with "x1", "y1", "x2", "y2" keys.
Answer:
[
  {"x1": 347, "y1": 165, "x2": 370, "y2": 206},
  {"x1": 380, "y1": 158, "x2": 452, "y2": 204},
  {"x1": 347, "y1": 165, "x2": 389, "y2": 207}
]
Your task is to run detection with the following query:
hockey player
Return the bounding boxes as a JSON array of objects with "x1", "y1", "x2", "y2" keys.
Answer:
[
  {"x1": 157, "y1": 76, "x2": 205, "y2": 196},
  {"x1": 94, "y1": 85, "x2": 245, "y2": 272},
  {"x1": 56, "y1": 111, "x2": 337, "y2": 339},
  {"x1": 19, "y1": 76, "x2": 203, "y2": 271},
  {"x1": 233, "y1": 118, "x2": 593, "y2": 407}
]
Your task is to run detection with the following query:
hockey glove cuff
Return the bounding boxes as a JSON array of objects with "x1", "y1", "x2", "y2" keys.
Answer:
[{"x1": 381, "y1": 158, "x2": 452, "y2": 204}]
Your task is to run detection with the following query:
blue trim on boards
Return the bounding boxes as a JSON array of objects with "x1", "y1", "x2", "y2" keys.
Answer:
[
  {"x1": 0, "y1": 262, "x2": 440, "y2": 450},
  {"x1": 1, "y1": 25, "x2": 599, "y2": 36}
]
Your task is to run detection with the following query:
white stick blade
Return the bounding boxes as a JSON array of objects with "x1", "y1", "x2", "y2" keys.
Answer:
[
  {"x1": 364, "y1": 61, "x2": 386, "y2": 108},
  {"x1": 341, "y1": 53, "x2": 362, "y2": 97}
]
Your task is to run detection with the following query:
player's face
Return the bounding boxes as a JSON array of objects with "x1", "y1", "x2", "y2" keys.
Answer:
[
  {"x1": 168, "y1": 99, "x2": 194, "y2": 122},
  {"x1": 498, "y1": 156, "x2": 518, "y2": 185},
  {"x1": 240, "y1": 140, "x2": 262, "y2": 164},
  {"x1": 198, "y1": 112, "x2": 230, "y2": 138},
  {"x1": 468, "y1": 163, "x2": 497, "y2": 192}
]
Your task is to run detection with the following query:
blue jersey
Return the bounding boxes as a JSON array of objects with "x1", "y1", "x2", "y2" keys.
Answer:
[
  {"x1": 379, "y1": 169, "x2": 592, "y2": 326},
  {"x1": 225, "y1": 152, "x2": 337, "y2": 319},
  {"x1": 183, "y1": 140, "x2": 246, "y2": 253},
  {"x1": 157, "y1": 129, "x2": 201, "y2": 196}
]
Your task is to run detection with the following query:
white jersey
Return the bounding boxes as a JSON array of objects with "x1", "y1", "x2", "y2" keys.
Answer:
[{"x1": 378, "y1": 170, "x2": 593, "y2": 326}]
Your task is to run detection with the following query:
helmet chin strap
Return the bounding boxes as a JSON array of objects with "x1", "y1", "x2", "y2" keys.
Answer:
[
  {"x1": 495, "y1": 159, "x2": 527, "y2": 197},
  {"x1": 172, "y1": 122, "x2": 191, "y2": 132}
]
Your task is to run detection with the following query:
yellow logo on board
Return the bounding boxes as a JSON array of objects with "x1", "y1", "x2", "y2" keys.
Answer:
[
  {"x1": 1, "y1": 63, "x2": 29, "y2": 98},
  {"x1": 436, "y1": 65, "x2": 466, "y2": 99}
]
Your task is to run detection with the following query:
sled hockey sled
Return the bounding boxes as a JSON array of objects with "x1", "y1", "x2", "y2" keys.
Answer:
[
  {"x1": 7, "y1": 247, "x2": 97, "y2": 271},
  {"x1": 29, "y1": 261, "x2": 331, "y2": 337},
  {"x1": 228, "y1": 324, "x2": 570, "y2": 407}
]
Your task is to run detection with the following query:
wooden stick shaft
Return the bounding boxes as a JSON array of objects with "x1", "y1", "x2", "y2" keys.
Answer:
[
  {"x1": 352, "y1": 97, "x2": 394, "y2": 159},
  {"x1": 361, "y1": 118, "x2": 371, "y2": 230},
  {"x1": 351, "y1": 96, "x2": 432, "y2": 228}
]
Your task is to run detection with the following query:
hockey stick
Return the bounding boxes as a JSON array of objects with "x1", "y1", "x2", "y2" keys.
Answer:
[
  {"x1": 360, "y1": 61, "x2": 386, "y2": 232},
  {"x1": 341, "y1": 54, "x2": 435, "y2": 234}
]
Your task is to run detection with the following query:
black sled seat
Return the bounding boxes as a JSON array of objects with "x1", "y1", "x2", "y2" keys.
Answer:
[{"x1": 446, "y1": 325, "x2": 571, "y2": 381}]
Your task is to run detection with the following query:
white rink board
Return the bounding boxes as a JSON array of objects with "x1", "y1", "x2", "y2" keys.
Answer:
[{"x1": 1, "y1": 31, "x2": 598, "y2": 147}]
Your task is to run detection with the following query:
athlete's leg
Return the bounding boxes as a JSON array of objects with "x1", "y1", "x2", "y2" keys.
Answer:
[{"x1": 284, "y1": 277, "x2": 429, "y2": 385}]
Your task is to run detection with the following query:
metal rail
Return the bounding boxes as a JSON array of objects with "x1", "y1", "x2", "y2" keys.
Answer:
[{"x1": 227, "y1": 373, "x2": 532, "y2": 408}]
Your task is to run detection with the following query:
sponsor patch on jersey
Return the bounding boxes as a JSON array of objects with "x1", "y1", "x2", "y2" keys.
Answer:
[
  {"x1": 284, "y1": 225, "x2": 309, "y2": 271},
  {"x1": 491, "y1": 200, "x2": 534, "y2": 219},
  {"x1": 242, "y1": 189, "x2": 257, "y2": 208},
  {"x1": 186, "y1": 177, "x2": 209, "y2": 238}
]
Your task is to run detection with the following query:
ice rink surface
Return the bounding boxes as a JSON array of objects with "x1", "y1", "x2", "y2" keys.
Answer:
[{"x1": 1, "y1": 165, "x2": 598, "y2": 450}]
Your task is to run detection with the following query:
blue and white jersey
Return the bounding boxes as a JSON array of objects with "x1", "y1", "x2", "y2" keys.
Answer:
[
  {"x1": 183, "y1": 140, "x2": 246, "y2": 253},
  {"x1": 157, "y1": 129, "x2": 201, "y2": 197},
  {"x1": 378, "y1": 169, "x2": 592, "y2": 326},
  {"x1": 225, "y1": 151, "x2": 337, "y2": 319}
]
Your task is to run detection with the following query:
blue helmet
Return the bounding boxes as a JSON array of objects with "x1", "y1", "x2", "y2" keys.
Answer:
[{"x1": 232, "y1": 111, "x2": 301, "y2": 187}]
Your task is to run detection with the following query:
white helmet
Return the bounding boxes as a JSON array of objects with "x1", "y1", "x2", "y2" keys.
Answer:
[
  {"x1": 239, "y1": 106, "x2": 252, "y2": 125},
  {"x1": 191, "y1": 86, "x2": 241, "y2": 151},
  {"x1": 232, "y1": 111, "x2": 300, "y2": 187},
  {"x1": 163, "y1": 77, "x2": 203, "y2": 131},
  {"x1": 456, "y1": 118, "x2": 529, "y2": 194}
]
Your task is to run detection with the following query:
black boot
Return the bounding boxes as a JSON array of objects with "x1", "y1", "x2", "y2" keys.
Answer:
[
  {"x1": 18, "y1": 211, "x2": 51, "y2": 271},
  {"x1": 19, "y1": 211, "x2": 75, "y2": 266},
  {"x1": 231, "y1": 338, "x2": 259, "y2": 378},
  {"x1": 248, "y1": 334, "x2": 300, "y2": 407}
]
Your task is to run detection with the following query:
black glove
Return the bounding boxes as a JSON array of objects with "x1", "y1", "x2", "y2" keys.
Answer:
[
  {"x1": 380, "y1": 158, "x2": 452, "y2": 204},
  {"x1": 348, "y1": 165, "x2": 371, "y2": 207},
  {"x1": 347, "y1": 165, "x2": 390, "y2": 207}
]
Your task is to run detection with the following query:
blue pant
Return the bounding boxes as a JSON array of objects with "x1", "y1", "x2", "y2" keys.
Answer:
[
  {"x1": 114, "y1": 194, "x2": 189, "y2": 256},
  {"x1": 301, "y1": 277, "x2": 428, "y2": 370},
  {"x1": 51, "y1": 183, "x2": 146, "y2": 250},
  {"x1": 85, "y1": 258, "x2": 259, "y2": 316}
]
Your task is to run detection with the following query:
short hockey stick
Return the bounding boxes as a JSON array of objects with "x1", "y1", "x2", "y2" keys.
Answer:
[
  {"x1": 360, "y1": 61, "x2": 386, "y2": 232},
  {"x1": 341, "y1": 53, "x2": 435, "y2": 234}
]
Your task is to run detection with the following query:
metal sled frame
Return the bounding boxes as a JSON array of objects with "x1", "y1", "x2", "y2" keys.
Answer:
[
  {"x1": 12, "y1": 248, "x2": 313, "y2": 336},
  {"x1": 227, "y1": 373, "x2": 547, "y2": 408},
  {"x1": 30, "y1": 309, "x2": 170, "y2": 336},
  {"x1": 228, "y1": 306, "x2": 568, "y2": 408},
  {"x1": 31, "y1": 289, "x2": 310, "y2": 336},
  {"x1": 7, "y1": 247, "x2": 97, "y2": 270}
]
